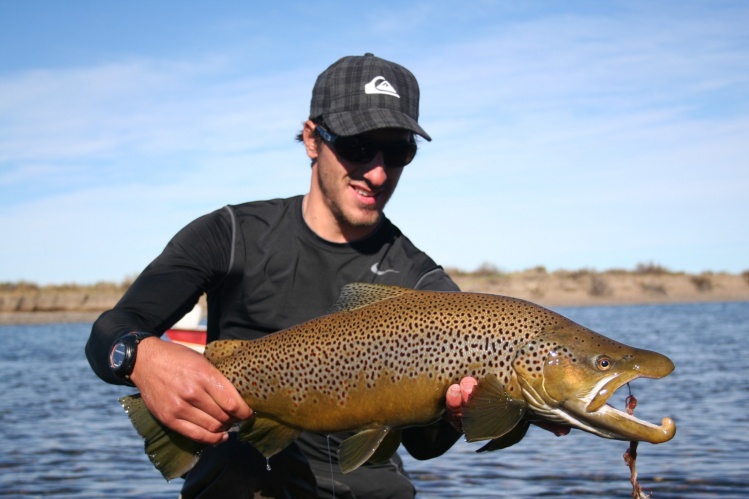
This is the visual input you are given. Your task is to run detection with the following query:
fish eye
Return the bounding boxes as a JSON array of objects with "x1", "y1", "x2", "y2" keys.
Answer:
[{"x1": 596, "y1": 356, "x2": 613, "y2": 371}]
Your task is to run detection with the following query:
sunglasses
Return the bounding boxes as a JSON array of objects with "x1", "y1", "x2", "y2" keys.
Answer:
[{"x1": 315, "y1": 125, "x2": 417, "y2": 168}]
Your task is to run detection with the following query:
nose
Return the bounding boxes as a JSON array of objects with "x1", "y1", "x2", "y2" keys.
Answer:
[{"x1": 361, "y1": 152, "x2": 388, "y2": 186}]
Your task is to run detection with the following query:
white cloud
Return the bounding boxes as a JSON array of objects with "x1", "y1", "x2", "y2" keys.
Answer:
[{"x1": 2, "y1": 2, "x2": 748, "y2": 282}]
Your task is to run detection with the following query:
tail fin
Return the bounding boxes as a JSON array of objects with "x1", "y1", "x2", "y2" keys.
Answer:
[{"x1": 120, "y1": 394, "x2": 208, "y2": 481}]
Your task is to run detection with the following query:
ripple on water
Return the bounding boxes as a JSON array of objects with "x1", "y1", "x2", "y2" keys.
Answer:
[{"x1": 2, "y1": 304, "x2": 749, "y2": 497}]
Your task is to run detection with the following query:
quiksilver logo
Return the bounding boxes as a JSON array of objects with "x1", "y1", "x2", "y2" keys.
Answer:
[
  {"x1": 364, "y1": 76, "x2": 400, "y2": 98},
  {"x1": 371, "y1": 263, "x2": 400, "y2": 276}
]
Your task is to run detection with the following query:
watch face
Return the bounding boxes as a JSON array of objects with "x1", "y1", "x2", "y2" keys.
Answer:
[{"x1": 110, "y1": 341, "x2": 128, "y2": 370}]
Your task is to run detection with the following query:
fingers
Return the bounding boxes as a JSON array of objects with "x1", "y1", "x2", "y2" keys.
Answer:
[
  {"x1": 167, "y1": 369, "x2": 252, "y2": 445},
  {"x1": 445, "y1": 376, "x2": 478, "y2": 432},
  {"x1": 446, "y1": 376, "x2": 478, "y2": 412},
  {"x1": 459, "y1": 376, "x2": 478, "y2": 405},
  {"x1": 131, "y1": 338, "x2": 253, "y2": 445},
  {"x1": 169, "y1": 403, "x2": 232, "y2": 445},
  {"x1": 202, "y1": 371, "x2": 253, "y2": 422},
  {"x1": 140, "y1": 379, "x2": 235, "y2": 445},
  {"x1": 445, "y1": 384, "x2": 463, "y2": 412}
]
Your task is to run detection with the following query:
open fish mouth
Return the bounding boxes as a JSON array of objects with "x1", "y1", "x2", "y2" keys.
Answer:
[
  {"x1": 589, "y1": 400, "x2": 676, "y2": 443},
  {"x1": 523, "y1": 340, "x2": 678, "y2": 444},
  {"x1": 565, "y1": 373, "x2": 676, "y2": 444}
]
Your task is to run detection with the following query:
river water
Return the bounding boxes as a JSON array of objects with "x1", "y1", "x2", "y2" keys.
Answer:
[{"x1": 1, "y1": 301, "x2": 747, "y2": 498}]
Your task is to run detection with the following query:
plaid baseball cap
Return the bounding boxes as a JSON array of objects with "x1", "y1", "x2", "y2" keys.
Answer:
[{"x1": 310, "y1": 53, "x2": 431, "y2": 141}]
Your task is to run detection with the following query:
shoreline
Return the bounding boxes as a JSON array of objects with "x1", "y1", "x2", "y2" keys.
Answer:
[
  {"x1": 0, "y1": 311, "x2": 104, "y2": 325},
  {"x1": 2, "y1": 269, "x2": 747, "y2": 325},
  {"x1": 4, "y1": 297, "x2": 748, "y2": 327}
]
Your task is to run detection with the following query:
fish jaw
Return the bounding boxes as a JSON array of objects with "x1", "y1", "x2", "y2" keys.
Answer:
[
  {"x1": 515, "y1": 324, "x2": 677, "y2": 444},
  {"x1": 550, "y1": 365, "x2": 676, "y2": 444},
  {"x1": 573, "y1": 399, "x2": 676, "y2": 443}
]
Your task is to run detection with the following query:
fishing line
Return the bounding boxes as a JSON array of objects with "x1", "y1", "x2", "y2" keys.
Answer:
[{"x1": 326, "y1": 434, "x2": 337, "y2": 497}]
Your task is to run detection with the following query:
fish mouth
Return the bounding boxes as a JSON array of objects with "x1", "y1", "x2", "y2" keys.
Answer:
[
  {"x1": 527, "y1": 346, "x2": 677, "y2": 444},
  {"x1": 562, "y1": 365, "x2": 676, "y2": 444}
]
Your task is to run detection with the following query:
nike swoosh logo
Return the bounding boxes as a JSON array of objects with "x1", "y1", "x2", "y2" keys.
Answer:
[{"x1": 371, "y1": 263, "x2": 400, "y2": 276}]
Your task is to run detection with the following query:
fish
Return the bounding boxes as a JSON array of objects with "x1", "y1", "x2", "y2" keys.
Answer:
[{"x1": 119, "y1": 283, "x2": 676, "y2": 481}]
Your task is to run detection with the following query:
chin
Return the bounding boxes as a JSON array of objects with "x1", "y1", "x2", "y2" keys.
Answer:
[
  {"x1": 343, "y1": 208, "x2": 382, "y2": 228},
  {"x1": 350, "y1": 214, "x2": 381, "y2": 228}
]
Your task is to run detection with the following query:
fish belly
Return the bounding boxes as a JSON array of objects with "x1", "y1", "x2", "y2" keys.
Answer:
[{"x1": 246, "y1": 371, "x2": 452, "y2": 433}]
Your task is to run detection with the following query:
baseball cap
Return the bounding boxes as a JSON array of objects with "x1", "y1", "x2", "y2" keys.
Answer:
[{"x1": 309, "y1": 53, "x2": 431, "y2": 141}]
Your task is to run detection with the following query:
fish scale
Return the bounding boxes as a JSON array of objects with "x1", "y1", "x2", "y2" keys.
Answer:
[
  {"x1": 214, "y1": 289, "x2": 565, "y2": 429},
  {"x1": 120, "y1": 283, "x2": 676, "y2": 481}
]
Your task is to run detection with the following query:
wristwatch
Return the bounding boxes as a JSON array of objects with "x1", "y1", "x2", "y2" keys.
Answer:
[{"x1": 109, "y1": 332, "x2": 154, "y2": 385}]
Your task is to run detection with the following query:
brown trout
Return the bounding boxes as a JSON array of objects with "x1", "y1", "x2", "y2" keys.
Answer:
[{"x1": 120, "y1": 283, "x2": 676, "y2": 480}]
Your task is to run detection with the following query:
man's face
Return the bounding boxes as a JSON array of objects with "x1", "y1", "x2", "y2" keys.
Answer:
[{"x1": 313, "y1": 126, "x2": 409, "y2": 232}]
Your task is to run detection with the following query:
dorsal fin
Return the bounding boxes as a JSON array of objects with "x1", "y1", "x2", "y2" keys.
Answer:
[
  {"x1": 204, "y1": 339, "x2": 254, "y2": 364},
  {"x1": 327, "y1": 283, "x2": 413, "y2": 313}
]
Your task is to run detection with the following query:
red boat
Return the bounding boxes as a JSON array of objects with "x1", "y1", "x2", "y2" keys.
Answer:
[
  {"x1": 164, "y1": 305, "x2": 207, "y2": 353},
  {"x1": 165, "y1": 326, "x2": 207, "y2": 352}
]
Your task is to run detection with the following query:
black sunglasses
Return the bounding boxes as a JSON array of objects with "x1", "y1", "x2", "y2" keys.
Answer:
[{"x1": 315, "y1": 125, "x2": 417, "y2": 168}]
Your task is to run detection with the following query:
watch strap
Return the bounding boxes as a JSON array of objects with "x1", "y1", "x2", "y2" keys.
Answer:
[{"x1": 110, "y1": 331, "x2": 156, "y2": 386}]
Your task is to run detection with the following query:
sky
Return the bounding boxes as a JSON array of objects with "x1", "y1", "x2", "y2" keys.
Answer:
[{"x1": 1, "y1": 1, "x2": 747, "y2": 285}]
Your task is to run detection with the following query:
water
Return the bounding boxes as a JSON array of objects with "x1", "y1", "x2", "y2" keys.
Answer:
[
  {"x1": 1, "y1": 302, "x2": 747, "y2": 498},
  {"x1": 402, "y1": 302, "x2": 749, "y2": 498}
]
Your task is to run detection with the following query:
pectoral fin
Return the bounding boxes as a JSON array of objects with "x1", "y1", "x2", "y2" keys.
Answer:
[
  {"x1": 238, "y1": 416, "x2": 302, "y2": 458},
  {"x1": 475, "y1": 420, "x2": 530, "y2": 452},
  {"x1": 339, "y1": 426, "x2": 395, "y2": 474},
  {"x1": 462, "y1": 373, "x2": 526, "y2": 443}
]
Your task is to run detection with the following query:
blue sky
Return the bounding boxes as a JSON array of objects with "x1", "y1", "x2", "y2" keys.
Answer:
[{"x1": 1, "y1": 1, "x2": 747, "y2": 284}]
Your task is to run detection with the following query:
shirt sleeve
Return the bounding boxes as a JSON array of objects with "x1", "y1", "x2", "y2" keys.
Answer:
[
  {"x1": 84, "y1": 207, "x2": 234, "y2": 384},
  {"x1": 414, "y1": 267, "x2": 460, "y2": 292}
]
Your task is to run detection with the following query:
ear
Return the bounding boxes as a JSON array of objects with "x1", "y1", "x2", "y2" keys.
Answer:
[{"x1": 302, "y1": 120, "x2": 320, "y2": 162}]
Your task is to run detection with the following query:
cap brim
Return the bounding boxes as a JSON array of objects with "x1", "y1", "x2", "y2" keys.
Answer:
[{"x1": 323, "y1": 109, "x2": 432, "y2": 141}]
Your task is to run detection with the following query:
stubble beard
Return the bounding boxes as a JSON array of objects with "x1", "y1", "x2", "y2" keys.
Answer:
[{"x1": 317, "y1": 166, "x2": 384, "y2": 230}]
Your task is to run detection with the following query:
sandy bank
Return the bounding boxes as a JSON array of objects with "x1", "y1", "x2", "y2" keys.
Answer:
[
  {"x1": 1, "y1": 269, "x2": 748, "y2": 325},
  {"x1": 450, "y1": 269, "x2": 749, "y2": 307}
]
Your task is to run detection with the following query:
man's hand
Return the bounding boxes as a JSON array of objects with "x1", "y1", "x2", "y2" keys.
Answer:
[
  {"x1": 130, "y1": 337, "x2": 253, "y2": 445},
  {"x1": 444, "y1": 376, "x2": 570, "y2": 437},
  {"x1": 445, "y1": 377, "x2": 478, "y2": 432}
]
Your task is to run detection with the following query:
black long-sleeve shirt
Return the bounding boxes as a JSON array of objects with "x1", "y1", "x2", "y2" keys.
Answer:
[
  {"x1": 87, "y1": 195, "x2": 458, "y2": 376},
  {"x1": 86, "y1": 195, "x2": 461, "y2": 496}
]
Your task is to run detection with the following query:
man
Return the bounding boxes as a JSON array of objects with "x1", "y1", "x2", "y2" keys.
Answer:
[{"x1": 86, "y1": 53, "x2": 475, "y2": 498}]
